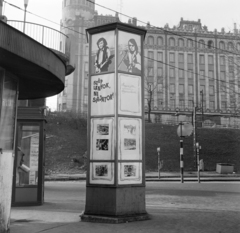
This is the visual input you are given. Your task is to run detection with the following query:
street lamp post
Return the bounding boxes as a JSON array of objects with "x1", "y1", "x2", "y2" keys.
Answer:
[{"x1": 23, "y1": 0, "x2": 29, "y2": 33}]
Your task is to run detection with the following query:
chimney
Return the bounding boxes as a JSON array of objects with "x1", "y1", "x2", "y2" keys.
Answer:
[
  {"x1": 132, "y1": 17, "x2": 137, "y2": 26},
  {"x1": 234, "y1": 23, "x2": 238, "y2": 34}
]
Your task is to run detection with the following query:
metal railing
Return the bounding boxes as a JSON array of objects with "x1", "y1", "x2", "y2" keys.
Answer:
[{"x1": 7, "y1": 20, "x2": 68, "y2": 54}]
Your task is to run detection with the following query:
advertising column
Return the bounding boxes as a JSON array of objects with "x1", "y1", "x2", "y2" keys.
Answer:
[{"x1": 82, "y1": 22, "x2": 148, "y2": 223}]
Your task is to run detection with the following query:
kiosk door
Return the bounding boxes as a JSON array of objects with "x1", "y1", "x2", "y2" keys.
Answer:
[{"x1": 12, "y1": 122, "x2": 44, "y2": 206}]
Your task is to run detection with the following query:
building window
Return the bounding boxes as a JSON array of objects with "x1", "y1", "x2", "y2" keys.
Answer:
[
  {"x1": 220, "y1": 71, "x2": 225, "y2": 80},
  {"x1": 170, "y1": 99, "x2": 175, "y2": 108},
  {"x1": 179, "y1": 84, "x2": 184, "y2": 94},
  {"x1": 219, "y1": 41, "x2": 225, "y2": 50},
  {"x1": 199, "y1": 55, "x2": 205, "y2": 64},
  {"x1": 84, "y1": 78, "x2": 88, "y2": 88},
  {"x1": 169, "y1": 38, "x2": 175, "y2": 46},
  {"x1": 178, "y1": 53, "x2": 184, "y2": 63},
  {"x1": 187, "y1": 39, "x2": 193, "y2": 48},
  {"x1": 148, "y1": 51, "x2": 154, "y2": 66},
  {"x1": 210, "y1": 101, "x2": 215, "y2": 109},
  {"x1": 228, "y1": 56, "x2": 234, "y2": 65},
  {"x1": 188, "y1": 85, "x2": 193, "y2": 94},
  {"x1": 221, "y1": 101, "x2": 227, "y2": 110},
  {"x1": 199, "y1": 39, "x2": 205, "y2": 49},
  {"x1": 220, "y1": 56, "x2": 225, "y2": 65},
  {"x1": 84, "y1": 62, "x2": 88, "y2": 72},
  {"x1": 179, "y1": 69, "x2": 184, "y2": 78},
  {"x1": 188, "y1": 100, "x2": 193, "y2": 109},
  {"x1": 157, "y1": 52, "x2": 163, "y2": 61},
  {"x1": 148, "y1": 51, "x2": 154, "y2": 59},
  {"x1": 188, "y1": 70, "x2": 193, "y2": 79},
  {"x1": 208, "y1": 70, "x2": 214, "y2": 80},
  {"x1": 157, "y1": 37, "x2": 163, "y2": 46},
  {"x1": 84, "y1": 95, "x2": 88, "y2": 105},
  {"x1": 200, "y1": 85, "x2": 205, "y2": 93},
  {"x1": 169, "y1": 68, "x2": 175, "y2": 77},
  {"x1": 170, "y1": 84, "x2": 175, "y2": 93},
  {"x1": 200, "y1": 70, "x2": 205, "y2": 79},
  {"x1": 169, "y1": 53, "x2": 175, "y2": 62},
  {"x1": 228, "y1": 42, "x2": 234, "y2": 51},
  {"x1": 148, "y1": 36, "x2": 154, "y2": 45},
  {"x1": 207, "y1": 40, "x2": 214, "y2": 49},
  {"x1": 188, "y1": 54, "x2": 193, "y2": 63},
  {"x1": 209, "y1": 85, "x2": 214, "y2": 95},
  {"x1": 229, "y1": 72, "x2": 234, "y2": 82},
  {"x1": 157, "y1": 67, "x2": 163, "y2": 76},
  {"x1": 59, "y1": 103, "x2": 62, "y2": 111},
  {"x1": 157, "y1": 83, "x2": 163, "y2": 92},
  {"x1": 178, "y1": 39, "x2": 184, "y2": 47},
  {"x1": 179, "y1": 100, "x2": 184, "y2": 109},
  {"x1": 148, "y1": 67, "x2": 153, "y2": 76},
  {"x1": 208, "y1": 55, "x2": 214, "y2": 64},
  {"x1": 237, "y1": 43, "x2": 240, "y2": 51}
]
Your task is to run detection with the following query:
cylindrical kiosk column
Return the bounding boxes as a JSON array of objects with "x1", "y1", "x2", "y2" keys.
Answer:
[{"x1": 81, "y1": 22, "x2": 149, "y2": 223}]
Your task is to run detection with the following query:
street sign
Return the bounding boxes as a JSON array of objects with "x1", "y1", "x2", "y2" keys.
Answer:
[{"x1": 177, "y1": 122, "x2": 193, "y2": 137}]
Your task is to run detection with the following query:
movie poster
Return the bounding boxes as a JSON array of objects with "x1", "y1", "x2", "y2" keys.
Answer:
[
  {"x1": 90, "y1": 118, "x2": 114, "y2": 160},
  {"x1": 118, "y1": 73, "x2": 141, "y2": 116},
  {"x1": 91, "y1": 31, "x2": 115, "y2": 74},
  {"x1": 118, "y1": 162, "x2": 142, "y2": 184},
  {"x1": 90, "y1": 162, "x2": 114, "y2": 184},
  {"x1": 91, "y1": 74, "x2": 115, "y2": 116},
  {"x1": 118, "y1": 31, "x2": 141, "y2": 75},
  {"x1": 118, "y1": 118, "x2": 142, "y2": 160}
]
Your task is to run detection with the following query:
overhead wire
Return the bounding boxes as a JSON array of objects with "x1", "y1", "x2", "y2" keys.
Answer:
[
  {"x1": 4, "y1": 0, "x2": 240, "y2": 99},
  {"x1": 88, "y1": 0, "x2": 240, "y2": 57}
]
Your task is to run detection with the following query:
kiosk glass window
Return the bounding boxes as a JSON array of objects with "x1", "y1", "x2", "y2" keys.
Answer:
[{"x1": 16, "y1": 124, "x2": 40, "y2": 186}]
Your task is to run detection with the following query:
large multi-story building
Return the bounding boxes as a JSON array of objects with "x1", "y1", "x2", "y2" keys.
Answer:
[{"x1": 58, "y1": 0, "x2": 240, "y2": 127}]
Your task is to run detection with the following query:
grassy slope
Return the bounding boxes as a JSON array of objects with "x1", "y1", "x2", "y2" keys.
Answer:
[{"x1": 45, "y1": 114, "x2": 240, "y2": 174}]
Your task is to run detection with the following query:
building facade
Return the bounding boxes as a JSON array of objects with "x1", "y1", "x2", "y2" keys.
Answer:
[{"x1": 58, "y1": 1, "x2": 240, "y2": 127}]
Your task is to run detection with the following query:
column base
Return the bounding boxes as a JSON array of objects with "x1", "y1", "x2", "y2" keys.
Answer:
[{"x1": 80, "y1": 212, "x2": 150, "y2": 224}]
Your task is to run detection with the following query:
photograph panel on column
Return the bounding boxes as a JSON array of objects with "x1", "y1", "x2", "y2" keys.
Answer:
[
  {"x1": 118, "y1": 118, "x2": 142, "y2": 160},
  {"x1": 90, "y1": 162, "x2": 114, "y2": 184},
  {"x1": 91, "y1": 31, "x2": 115, "y2": 75},
  {"x1": 118, "y1": 73, "x2": 141, "y2": 116},
  {"x1": 90, "y1": 118, "x2": 114, "y2": 160},
  {"x1": 91, "y1": 73, "x2": 115, "y2": 116},
  {"x1": 118, "y1": 31, "x2": 141, "y2": 75},
  {"x1": 118, "y1": 162, "x2": 142, "y2": 184}
]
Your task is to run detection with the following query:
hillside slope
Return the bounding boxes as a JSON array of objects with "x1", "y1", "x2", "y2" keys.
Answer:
[{"x1": 45, "y1": 114, "x2": 240, "y2": 174}]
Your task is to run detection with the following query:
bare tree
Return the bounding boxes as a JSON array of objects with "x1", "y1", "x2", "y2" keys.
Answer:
[{"x1": 144, "y1": 69, "x2": 164, "y2": 123}]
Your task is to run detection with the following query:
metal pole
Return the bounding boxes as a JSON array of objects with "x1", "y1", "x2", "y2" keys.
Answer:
[
  {"x1": 201, "y1": 91, "x2": 204, "y2": 126},
  {"x1": 193, "y1": 106, "x2": 197, "y2": 168},
  {"x1": 157, "y1": 147, "x2": 160, "y2": 179},
  {"x1": 180, "y1": 136, "x2": 184, "y2": 183},
  {"x1": 196, "y1": 142, "x2": 200, "y2": 183}
]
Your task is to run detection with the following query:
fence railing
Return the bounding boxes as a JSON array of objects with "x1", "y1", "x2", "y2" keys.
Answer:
[{"x1": 7, "y1": 20, "x2": 68, "y2": 54}]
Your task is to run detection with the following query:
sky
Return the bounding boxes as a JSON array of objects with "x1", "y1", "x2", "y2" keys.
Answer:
[{"x1": 3, "y1": 0, "x2": 240, "y2": 110}]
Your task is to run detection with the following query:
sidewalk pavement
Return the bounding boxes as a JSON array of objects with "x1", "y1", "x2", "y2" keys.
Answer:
[{"x1": 45, "y1": 171, "x2": 240, "y2": 182}]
